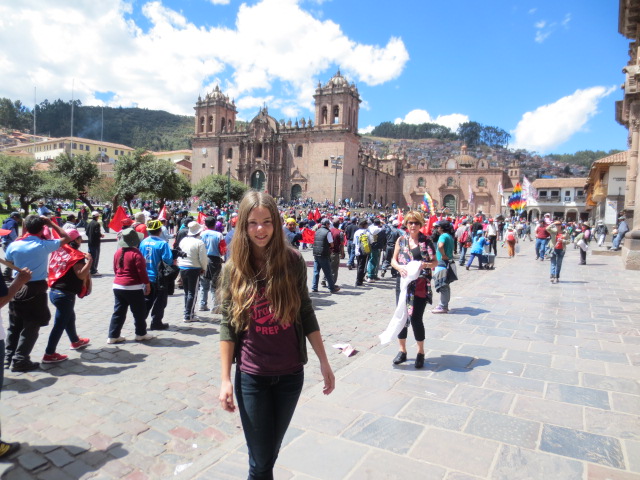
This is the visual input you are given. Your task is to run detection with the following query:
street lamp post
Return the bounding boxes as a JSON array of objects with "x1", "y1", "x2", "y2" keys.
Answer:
[
  {"x1": 456, "y1": 170, "x2": 461, "y2": 215},
  {"x1": 226, "y1": 158, "x2": 231, "y2": 207},
  {"x1": 331, "y1": 155, "x2": 343, "y2": 206}
]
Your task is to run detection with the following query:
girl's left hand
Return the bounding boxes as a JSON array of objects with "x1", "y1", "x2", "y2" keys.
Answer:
[{"x1": 320, "y1": 361, "x2": 335, "y2": 395}]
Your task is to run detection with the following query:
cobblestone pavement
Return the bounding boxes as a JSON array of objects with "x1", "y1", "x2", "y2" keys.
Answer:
[{"x1": 1, "y1": 234, "x2": 639, "y2": 479}]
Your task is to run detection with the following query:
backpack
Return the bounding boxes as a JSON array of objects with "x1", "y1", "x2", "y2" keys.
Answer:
[
  {"x1": 506, "y1": 232, "x2": 516, "y2": 242},
  {"x1": 359, "y1": 231, "x2": 371, "y2": 254},
  {"x1": 459, "y1": 228, "x2": 469, "y2": 245},
  {"x1": 373, "y1": 227, "x2": 387, "y2": 250}
]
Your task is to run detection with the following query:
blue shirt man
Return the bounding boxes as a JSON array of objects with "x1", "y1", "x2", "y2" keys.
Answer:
[
  {"x1": 139, "y1": 221, "x2": 173, "y2": 330},
  {"x1": 5, "y1": 215, "x2": 71, "y2": 372}
]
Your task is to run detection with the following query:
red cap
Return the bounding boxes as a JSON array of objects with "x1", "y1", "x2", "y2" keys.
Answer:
[{"x1": 121, "y1": 218, "x2": 134, "y2": 227}]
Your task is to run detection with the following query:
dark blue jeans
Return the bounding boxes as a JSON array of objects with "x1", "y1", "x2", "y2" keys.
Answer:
[
  {"x1": 180, "y1": 268, "x2": 201, "y2": 320},
  {"x1": 145, "y1": 282, "x2": 168, "y2": 327},
  {"x1": 46, "y1": 289, "x2": 80, "y2": 354},
  {"x1": 312, "y1": 256, "x2": 335, "y2": 291},
  {"x1": 535, "y1": 238, "x2": 548, "y2": 259},
  {"x1": 108, "y1": 289, "x2": 148, "y2": 338},
  {"x1": 347, "y1": 241, "x2": 355, "y2": 266},
  {"x1": 88, "y1": 244, "x2": 100, "y2": 274},
  {"x1": 550, "y1": 249, "x2": 565, "y2": 278},
  {"x1": 235, "y1": 369, "x2": 304, "y2": 480}
]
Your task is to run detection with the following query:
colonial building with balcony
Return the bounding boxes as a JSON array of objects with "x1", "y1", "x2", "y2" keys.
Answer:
[
  {"x1": 585, "y1": 151, "x2": 627, "y2": 228},
  {"x1": 526, "y1": 178, "x2": 588, "y2": 221}
]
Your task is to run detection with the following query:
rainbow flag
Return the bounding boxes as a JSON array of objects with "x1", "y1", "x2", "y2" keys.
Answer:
[
  {"x1": 421, "y1": 192, "x2": 436, "y2": 216},
  {"x1": 508, "y1": 182, "x2": 527, "y2": 212}
]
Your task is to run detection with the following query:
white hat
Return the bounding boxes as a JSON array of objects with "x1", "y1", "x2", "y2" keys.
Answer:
[
  {"x1": 187, "y1": 221, "x2": 203, "y2": 236},
  {"x1": 91, "y1": 211, "x2": 100, "y2": 217}
]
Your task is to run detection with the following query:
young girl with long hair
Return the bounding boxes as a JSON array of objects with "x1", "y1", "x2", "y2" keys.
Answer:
[{"x1": 218, "y1": 191, "x2": 335, "y2": 479}]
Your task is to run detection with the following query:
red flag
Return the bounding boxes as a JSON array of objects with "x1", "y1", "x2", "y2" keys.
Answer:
[
  {"x1": 397, "y1": 208, "x2": 403, "y2": 226},
  {"x1": 197, "y1": 212, "x2": 206, "y2": 225},
  {"x1": 108, "y1": 206, "x2": 128, "y2": 233},
  {"x1": 314, "y1": 208, "x2": 321, "y2": 221},
  {"x1": 301, "y1": 228, "x2": 315, "y2": 244},
  {"x1": 158, "y1": 205, "x2": 167, "y2": 221},
  {"x1": 424, "y1": 215, "x2": 437, "y2": 236}
]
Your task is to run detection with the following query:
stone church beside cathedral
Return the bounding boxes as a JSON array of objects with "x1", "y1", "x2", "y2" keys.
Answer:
[{"x1": 190, "y1": 71, "x2": 513, "y2": 216}]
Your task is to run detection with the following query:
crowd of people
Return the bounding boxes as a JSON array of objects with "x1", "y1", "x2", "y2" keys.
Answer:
[{"x1": 0, "y1": 193, "x2": 632, "y2": 470}]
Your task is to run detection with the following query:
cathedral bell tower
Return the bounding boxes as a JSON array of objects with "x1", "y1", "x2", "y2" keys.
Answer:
[
  {"x1": 194, "y1": 85, "x2": 237, "y2": 136},
  {"x1": 313, "y1": 70, "x2": 361, "y2": 132}
]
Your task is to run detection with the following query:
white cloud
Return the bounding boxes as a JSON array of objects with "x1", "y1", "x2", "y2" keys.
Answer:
[
  {"x1": 208, "y1": 0, "x2": 230, "y2": 4},
  {"x1": 511, "y1": 86, "x2": 617, "y2": 153},
  {"x1": 0, "y1": 0, "x2": 408, "y2": 121},
  {"x1": 394, "y1": 109, "x2": 469, "y2": 132},
  {"x1": 359, "y1": 125, "x2": 374, "y2": 135}
]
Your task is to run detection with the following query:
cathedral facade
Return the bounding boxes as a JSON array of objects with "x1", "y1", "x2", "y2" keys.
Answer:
[
  {"x1": 190, "y1": 71, "x2": 403, "y2": 206},
  {"x1": 190, "y1": 71, "x2": 513, "y2": 213}
]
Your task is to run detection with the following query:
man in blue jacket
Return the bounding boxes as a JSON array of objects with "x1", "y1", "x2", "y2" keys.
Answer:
[{"x1": 139, "y1": 220, "x2": 173, "y2": 330}]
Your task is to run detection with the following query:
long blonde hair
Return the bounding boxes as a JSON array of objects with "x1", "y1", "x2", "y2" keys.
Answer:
[{"x1": 220, "y1": 191, "x2": 301, "y2": 332}]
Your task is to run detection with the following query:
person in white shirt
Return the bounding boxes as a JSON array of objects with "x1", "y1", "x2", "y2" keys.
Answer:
[{"x1": 178, "y1": 222, "x2": 208, "y2": 322}]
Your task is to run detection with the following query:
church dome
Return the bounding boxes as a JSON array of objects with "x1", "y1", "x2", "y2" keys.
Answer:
[
  {"x1": 453, "y1": 145, "x2": 476, "y2": 168},
  {"x1": 207, "y1": 85, "x2": 228, "y2": 102}
]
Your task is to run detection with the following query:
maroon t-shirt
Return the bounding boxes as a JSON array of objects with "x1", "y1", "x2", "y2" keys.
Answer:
[{"x1": 238, "y1": 286, "x2": 302, "y2": 376}]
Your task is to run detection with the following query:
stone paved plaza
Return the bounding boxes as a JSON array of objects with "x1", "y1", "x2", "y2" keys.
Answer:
[{"x1": 1, "y1": 234, "x2": 639, "y2": 479}]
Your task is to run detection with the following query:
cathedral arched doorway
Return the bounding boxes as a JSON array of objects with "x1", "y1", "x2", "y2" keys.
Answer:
[
  {"x1": 443, "y1": 194, "x2": 456, "y2": 214},
  {"x1": 251, "y1": 170, "x2": 266, "y2": 191},
  {"x1": 291, "y1": 184, "x2": 302, "y2": 200}
]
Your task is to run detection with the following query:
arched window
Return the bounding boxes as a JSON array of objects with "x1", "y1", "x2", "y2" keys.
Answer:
[
  {"x1": 256, "y1": 143, "x2": 263, "y2": 158},
  {"x1": 418, "y1": 177, "x2": 425, "y2": 187},
  {"x1": 251, "y1": 170, "x2": 266, "y2": 191},
  {"x1": 333, "y1": 106, "x2": 340, "y2": 124},
  {"x1": 447, "y1": 177, "x2": 454, "y2": 187},
  {"x1": 208, "y1": 116, "x2": 213, "y2": 132},
  {"x1": 477, "y1": 177, "x2": 487, "y2": 187},
  {"x1": 321, "y1": 107, "x2": 328, "y2": 124},
  {"x1": 199, "y1": 116, "x2": 205, "y2": 133},
  {"x1": 296, "y1": 145, "x2": 303, "y2": 157},
  {"x1": 227, "y1": 148, "x2": 233, "y2": 159},
  {"x1": 221, "y1": 118, "x2": 226, "y2": 132},
  {"x1": 228, "y1": 120, "x2": 233, "y2": 131}
]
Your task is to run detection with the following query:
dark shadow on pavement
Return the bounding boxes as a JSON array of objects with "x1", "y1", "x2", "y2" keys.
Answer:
[
  {"x1": 448, "y1": 307, "x2": 490, "y2": 316},
  {"x1": 43, "y1": 362, "x2": 137, "y2": 377},
  {"x1": 557, "y1": 280, "x2": 589, "y2": 284},
  {"x1": 2, "y1": 376, "x2": 58, "y2": 393},
  {"x1": 145, "y1": 338, "x2": 199, "y2": 347},
  {"x1": 393, "y1": 354, "x2": 491, "y2": 372},
  {"x1": 1, "y1": 442, "x2": 127, "y2": 477},
  {"x1": 82, "y1": 350, "x2": 147, "y2": 364},
  {"x1": 177, "y1": 326, "x2": 219, "y2": 337}
]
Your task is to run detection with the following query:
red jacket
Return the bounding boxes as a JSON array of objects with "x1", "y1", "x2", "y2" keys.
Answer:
[{"x1": 113, "y1": 248, "x2": 150, "y2": 286}]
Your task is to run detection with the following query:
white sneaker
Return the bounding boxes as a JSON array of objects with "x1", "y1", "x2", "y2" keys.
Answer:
[
  {"x1": 135, "y1": 334, "x2": 155, "y2": 341},
  {"x1": 107, "y1": 337, "x2": 126, "y2": 344}
]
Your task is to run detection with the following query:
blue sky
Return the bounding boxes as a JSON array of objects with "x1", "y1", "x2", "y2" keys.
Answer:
[{"x1": 0, "y1": 0, "x2": 628, "y2": 154}]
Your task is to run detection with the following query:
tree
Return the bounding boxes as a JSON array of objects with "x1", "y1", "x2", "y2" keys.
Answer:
[
  {"x1": 138, "y1": 159, "x2": 192, "y2": 210},
  {"x1": 39, "y1": 172, "x2": 77, "y2": 203},
  {"x1": 192, "y1": 174, "x2": 249, "y2": 206},
  {"x1": 90, "y1": 176, "x2": 118, "y2": 204},
  {"x1": 0, "y1": 98, "x2": 32, "y2": 131},
  {"x1": 457, "y1": 121, "x2": 482, "y2": 147},
  {"x1": 51, "y1": 152, "x2": 100, "y2": 210},
  {"x1": 0, "y1": 155, "x2": 46, "y2": 214},
  {"x1": 113, "y1": 149, "x2": 154, "y2": 212},
  {"x1": 114, "y1": 150, "x2": 192, "y2": 212}
]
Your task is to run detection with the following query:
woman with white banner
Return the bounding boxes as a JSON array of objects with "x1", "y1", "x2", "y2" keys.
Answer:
[{"x1": 381, "y1": 211, "x2": 437, "y2": 369}]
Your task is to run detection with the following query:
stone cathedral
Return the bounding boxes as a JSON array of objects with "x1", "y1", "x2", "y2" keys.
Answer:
[
  {"x1": 190, "y1": 71, "x2": 407, "y2": 206},
  {"x1": 190, "y1": 71, "x2": 510, "y2": 215}
]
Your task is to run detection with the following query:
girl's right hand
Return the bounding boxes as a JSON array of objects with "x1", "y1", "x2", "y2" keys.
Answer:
[
  {"x1": 219, "y1": 380, "x2": 236, "y2": 412},
  {"x1": 398, "y1": 267, "x2": 408, "y2": 277}
]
